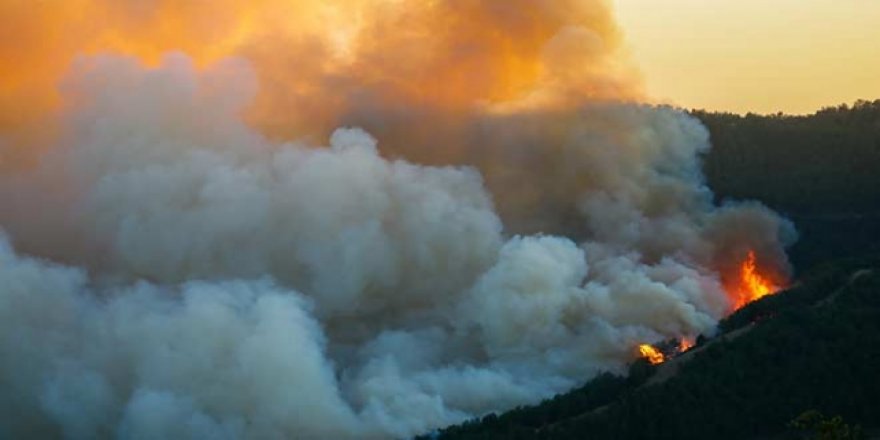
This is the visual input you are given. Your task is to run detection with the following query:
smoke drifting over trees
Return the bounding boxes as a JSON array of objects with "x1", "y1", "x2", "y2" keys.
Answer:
[{"x1": 0, "y1": 2, "x2": 795, "y2": 438}]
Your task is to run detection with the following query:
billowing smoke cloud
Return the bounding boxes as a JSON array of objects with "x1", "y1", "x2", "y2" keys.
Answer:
[
  {"x1": 0, "y1": 1, "x2": 795, "y2": 439},
  {"x1": 1, "y1": 0, "x2": 637, "y2": 167}
]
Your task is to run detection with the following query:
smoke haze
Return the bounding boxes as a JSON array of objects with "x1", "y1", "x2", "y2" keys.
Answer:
[{"x1": 0, "y1": 1, "x2": 795, "y2": 438}]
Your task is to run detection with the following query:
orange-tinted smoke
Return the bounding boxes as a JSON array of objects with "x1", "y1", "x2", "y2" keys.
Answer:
[
  {"x1": 0, "y1": 0, "x2": 273, "y2": 166},
  {"x1": 0, "y1": 0, "x2": 641, "y2": 166}
]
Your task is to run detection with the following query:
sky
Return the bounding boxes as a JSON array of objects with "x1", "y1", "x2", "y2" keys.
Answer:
[{"x1": 614, "y1": 0, "x2": 880, "y2": 114}]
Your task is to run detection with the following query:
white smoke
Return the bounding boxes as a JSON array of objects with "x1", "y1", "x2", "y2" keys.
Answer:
[{"x1": 0, "y1": 54, "x2": 795, "y2": 439}]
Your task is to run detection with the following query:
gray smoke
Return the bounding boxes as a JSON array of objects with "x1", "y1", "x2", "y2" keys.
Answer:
[{"x1": 0, "y1": 54, "x2": 795, "y2": 439}]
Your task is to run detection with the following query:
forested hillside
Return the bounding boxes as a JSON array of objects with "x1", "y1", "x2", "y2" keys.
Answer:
[
  {"x1": 424, "y1": 102, "x2": 880, "y2": 440},
  {"x1": 424, "y1": 257, "x2": 880, "y2": 440},
  {"x1": 697, "y1": 100, "x2": 880, "y2": 216},
  {"x1": 697, "y1": 101, "x2": 880, "y2": 271}
]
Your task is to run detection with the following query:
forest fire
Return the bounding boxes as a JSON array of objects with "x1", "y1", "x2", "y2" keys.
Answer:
[
  {"x1": 678, "y1": 338, "x2": 695, "y2": 352},
  {"x1": 732, "y1": 250, "x2": 780, "y2": 309},
  {"x1": 0, "y1": 1, "x2": 802, "y2": 437},
  {"x1": 638, "y1": 344, "x2": 666, "y2": 365}
]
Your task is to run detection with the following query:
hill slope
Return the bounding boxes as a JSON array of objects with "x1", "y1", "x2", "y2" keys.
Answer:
[
  {"x1": 695, "y1": 101, "x2": 880, "y2": 272},
  {"x1": 423, "y1": 257, "x2": 880, "y2": 439}
]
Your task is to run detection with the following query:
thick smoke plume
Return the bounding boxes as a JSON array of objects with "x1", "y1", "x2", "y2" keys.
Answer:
[
  {"x1": 0, "y1": 1, "x2": 794, "y2": 439},
  {"x1": 1, "y1": 0, "x2": 637, "y2": 167}
]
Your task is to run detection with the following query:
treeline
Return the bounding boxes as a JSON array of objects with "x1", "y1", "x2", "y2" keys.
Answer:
[
  {"x1": 696, "y1": 99, "x2": 880, "y2": 216},
  {"x1": 696, "y1": 101, "x2": 880, "y2": 271},
  {"x1": 421, "y1": 103, "x2": 880, "y2": 439},
  {"x1": 425, "y1": 256, "x2": 880, "y2": 440}
]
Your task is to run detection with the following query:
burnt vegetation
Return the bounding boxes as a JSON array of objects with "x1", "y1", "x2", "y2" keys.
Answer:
[{"x1": 420, "y1": 101, "x2": 880, "y2": 440}]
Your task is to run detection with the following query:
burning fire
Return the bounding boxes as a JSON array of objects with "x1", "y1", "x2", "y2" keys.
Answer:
[
  {"x1": 638, "y1": 344, "x2": 665, "y2": 365},
  {"x1": 634, "y1": 251, "x2": 784, "y2": 366},
  {"x1": 678, "y1": 338, "x2": 695, "y2": 352},
  {"x1": 732, "y1": 250, "x2": 779, "y2": 309}
]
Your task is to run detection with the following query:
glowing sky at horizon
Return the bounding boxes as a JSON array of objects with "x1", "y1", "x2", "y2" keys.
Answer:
[{"x1": 614, "y1": 0, "x2": 880, "y2": 114}]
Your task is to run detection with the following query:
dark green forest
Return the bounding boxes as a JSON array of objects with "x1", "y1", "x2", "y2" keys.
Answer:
[
  {"x1": 698, "y1": 100, "x2": 880, "y2": 216},
  {"x1": 420, "y1": 102, "x2": 880, "y2": 440},
  {"x1": 697, "y1": 100, "x2": 880, "y2": 271}
]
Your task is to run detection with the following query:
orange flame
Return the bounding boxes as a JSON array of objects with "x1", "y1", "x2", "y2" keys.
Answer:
[
  {"x1": 638, "y1": 344, "x2": 665, "y2": 365},
  {"x1": 734, "y1": 250, "x2": 778, "y2": 309},
  {"x1": 678, "y1": 338, "x2": 695, "y2": 353}
]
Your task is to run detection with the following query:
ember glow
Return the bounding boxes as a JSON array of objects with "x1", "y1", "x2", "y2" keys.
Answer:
[
  {"x1": 639, "y1": 344, "x2": 666, "y2": 365},
  {"x1": 678, "y1": 338, "x2": 695, "y2": 353}
]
